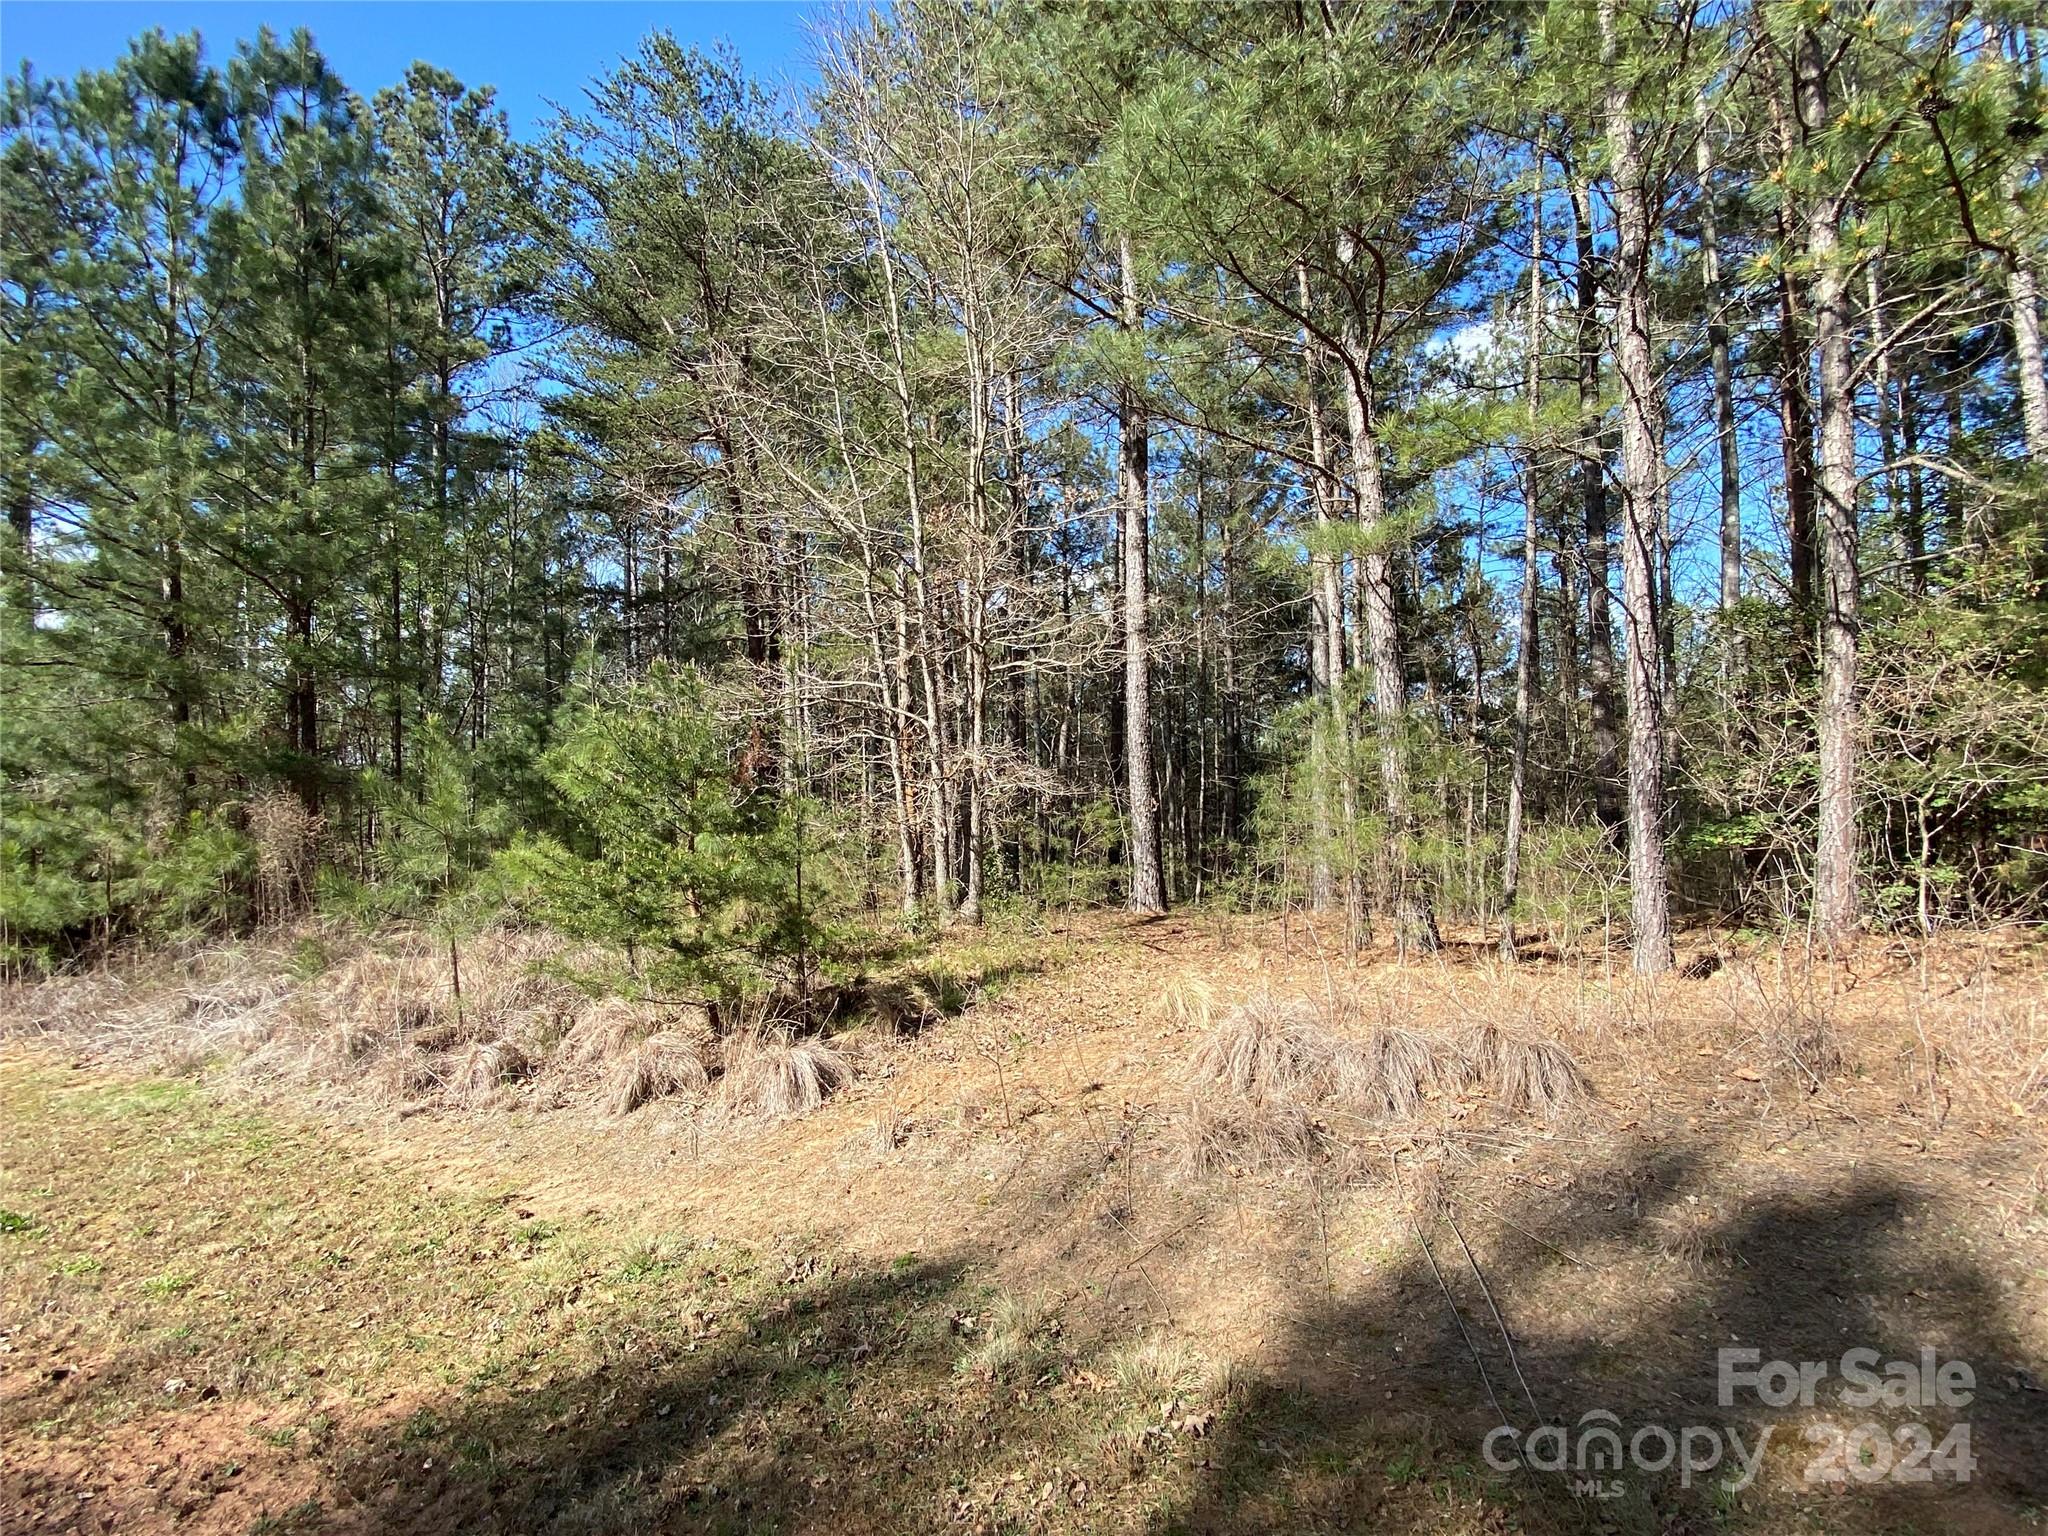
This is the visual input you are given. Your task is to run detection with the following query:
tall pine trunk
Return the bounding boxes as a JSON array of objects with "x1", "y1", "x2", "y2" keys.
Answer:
[
  {"x1": 1337, "y1": 244, "x2": 1435, "y2": 952},
  {"x1": 1799, "y1": 29, "x2": 1862, "y2": 944},
  {"x1": 1119, "y1": 233, "x2": 1165, "y2": 914},
  {"x1": 1601, "y1": 0, "x2": 1673, "y2": 974},
  {"x1": 1297, "y1": 261, "x2": 1351, "y2": 921}
]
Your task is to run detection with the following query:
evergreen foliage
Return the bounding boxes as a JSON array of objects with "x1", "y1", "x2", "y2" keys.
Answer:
[
  {"x1": 3, "y1": 5, "x2": 2045, "y2": 974},
  {"x1": 502, "y1": 668, "x2": 823, "y2": 1005}
]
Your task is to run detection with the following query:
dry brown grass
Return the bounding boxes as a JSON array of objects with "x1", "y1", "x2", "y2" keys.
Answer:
[
  {"x1": 1760, "y1": 997, "x2": 1846, "y2": 1090},
  {"x1": 247, "y1": 791, "x2": 322, "y2": 920},
  {"x1": 862, "y1": 978, "x2": 931, "y2": 1036},
  {"x1": 558, "y1": 996, "x2": 672, "y2": 1070},
  {"x1": 1491, "y1": 1035, "x2": 1594, "y2": 1119},
  {"x1": 1929, "y1": 988, "x2": 2048, "y2": 1122},
  {"x1": 1655, "y1": 1204, "x2": 1734, "y2": 1272},
  {"x1": 324, "y1": 949, "x2": 439, "y2": 1040},
  {"x1": 372, "y1": 1045, "x2": 438, "y2": 1102},
  {"x1": 1177, "y1": 1092, "x2": 1327, "y2": 1174},
  {"x1": 716, "y1": 1029, "x2": 853, "y2": 1119},
  {"x1": 1330, "y1": 1027, "x2": 1459, "y2": 1118},
  {"x1": 1185, "y1": 996, "x2": 1331, "y2": 1101},
  {"x1": 1175, "y1": 989, "x2": 1594, "y2": 1176},
  {"x1": 1186, "y1": 998, "x2": 1468, "y2": 1118},
  {"x1": 1157, "y1": 974, "x2": 1219, "y2": 1033},
  {"x1": 320, "y1": 931, "x2": 586, "y2": 1051},
  {"x1": 601, "y1": 1033, "x2": 711, "y2": 1116},
  {"x1": 1454, "y1": 1019, "x2": 1505, "y2": 1087},
  {"x1": 449, "y1": 1039, "x2": 533, "y2": 1108}
]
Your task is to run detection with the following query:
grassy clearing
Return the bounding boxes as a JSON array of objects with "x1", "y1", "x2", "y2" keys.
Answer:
[
  {"x1": 0, "y1": 1056, "x2": 1274, "y2": 1534},
  {"x1": 0, "y1": 1053, "x2": 1689, "y2": 1535},
  {"x1": 5, "y1": 915, "x2": 2046, "y2": 1534}
]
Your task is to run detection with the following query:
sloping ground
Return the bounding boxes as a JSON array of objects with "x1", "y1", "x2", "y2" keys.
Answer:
[{"x1": 2, "y1": 913, "x2": 2045, "y2": 1534}]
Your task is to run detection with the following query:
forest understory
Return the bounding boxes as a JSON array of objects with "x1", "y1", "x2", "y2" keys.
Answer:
[{"x1": 3, "y1": 913, "x2": 2044, "y2": 1535}]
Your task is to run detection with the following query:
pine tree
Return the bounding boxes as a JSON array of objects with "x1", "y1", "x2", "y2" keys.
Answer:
[{"x1": 208, "y1": 28, "x2": 389, "y2": 810}]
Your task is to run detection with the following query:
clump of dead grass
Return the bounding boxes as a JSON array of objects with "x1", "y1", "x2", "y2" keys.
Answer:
[
  {"x1": 716, "y1": 1030, "x2": 852, "y2": 1119},
  {"x1": 1492, "y1": 1035, "x2": 1594, "y2": 1119},
  {"x1": 1455, "y1": 1020, "x2": 1505, "y2": 1087},
  {"x1": 373, "y1": 1046, "x2": 438, "y2": 1102},
  {"x1": 559, "y1": 996, "x2": 669, "y2": 1071},
  {"x1": 1177, "y1": 995, "x2": 1594, "y2": 1174},
  {"x1": 450, "y1": 1039, "x2": 533, "y2": 1108},
  {"x1": 1185, "y1": 996, "x2": 1331, "y2": 1101},
  {"x1": 853, "y1": 975, "x2": 941, "y2": 1037},
  {"x1": 602, "y1": 1033, "x2": 711, "y2": 1116},
  {"x1": 1177, "y1": 1092, "x2": 1327, "y2": 1174},
  {"x1": 870, "y1": 1107, "x2": 908, "y2": 1152},
  {"x1": 462, "y1": 930, "x2": 600, "y2": 1036},
  {"x1": 1328, "y1": 1026, "x2": 1458, "y2": 1118},
  {"x1": 1450, "y1": 1013, "x2": 1594, "y2": 1119},
  {"x1": 323, "y1": 949, "x2": 438, "y2": 1040},
  {"x1": 1187, "y1": 998, "x2": 1460, "y2": 1117},
  {"x1": 1653, "y1": 1200, "x2": 1735, "y2": 1272},
  {"x1": 1157, "y1": 975, "x2": 1219, "y2": 1033}
]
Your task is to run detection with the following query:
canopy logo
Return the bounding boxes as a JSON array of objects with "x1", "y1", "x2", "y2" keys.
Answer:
[
  {"x1": 1482, "y1": 1345, "x2": 1977, "y2": 1499},
  {"x1": 1482, "y1": 1413, "x2": 1769, "y2": 1497}
]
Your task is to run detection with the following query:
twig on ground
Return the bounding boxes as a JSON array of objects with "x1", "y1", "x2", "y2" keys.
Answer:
[
  {"x1": 1447, "y1": 1204, "x2": 1543, "y2": 1422},
  {"x1": 1388, "y1": 1145, "x2": 1510, "y2": 1428}
]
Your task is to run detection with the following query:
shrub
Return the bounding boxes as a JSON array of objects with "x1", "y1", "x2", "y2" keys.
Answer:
[{"x1": 500, "y1": 667, "x2": 830, "y2": 1008}]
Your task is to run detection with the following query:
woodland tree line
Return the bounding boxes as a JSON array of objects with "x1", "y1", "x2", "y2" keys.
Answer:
[{"x1": 4, "y1": 0, "x2": 2046, "y2": 988}]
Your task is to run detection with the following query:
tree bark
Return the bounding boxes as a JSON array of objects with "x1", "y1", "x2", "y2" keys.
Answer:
[
  {"x1": 1799, "y1": 27, "x2": 1861, "y2": 945},
  {"x1": 2010, "y1": 262, "x2": 2048, "y2": 460},
  {"x1": 1336, "y1": 240, "x2": 1434, "y2": 951},
  {"x1": 1601, "y1": 0, "x2": 1673, "y2": 974},
  {"x1": 1768, "y1": 90, "x2": 1818, "y2": 618},
  {"x1": 1119, "y1": 232, "x2": 1165, "y2": 914},
  {"x1": 1297, "y1": 260, "x2": 1350, "y2": 917}
]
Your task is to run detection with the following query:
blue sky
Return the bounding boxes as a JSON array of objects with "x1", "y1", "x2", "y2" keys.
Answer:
[{"x1": 0, "y1": 2, "x2": 818, "y2": 135}]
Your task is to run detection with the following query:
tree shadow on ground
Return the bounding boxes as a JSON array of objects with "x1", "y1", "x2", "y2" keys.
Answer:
[
  {"x1": 227, "y1": 1131, "x2": 2045, "y2": 1535},
  {"x1": 296, "y1": 1256, "x2": 1002, "y2": 1534},
  {"x1": 1148, "y1": 1129, "x2": 2048, "y2": 1534}
]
